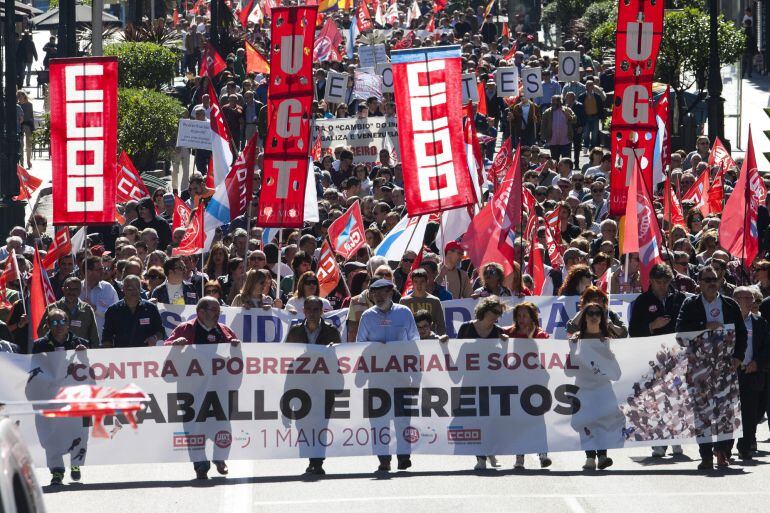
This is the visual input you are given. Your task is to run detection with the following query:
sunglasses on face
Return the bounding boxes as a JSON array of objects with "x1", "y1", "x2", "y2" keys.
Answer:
[
  {"x1": 305, "y1": 280, "x2": 319, "y2": 285},
  {"x1": 402, "y1": 258, "x2": 415, "y2": 263},
  {"x1": 204, "y1": 288, "x2": 219, "y2": 294},
  {"x1": 585, "y1": 309, "x2": 603, "y2": 318},
  {"x1": 49, "y1": 319, "x2": 68, "y2": 326}
]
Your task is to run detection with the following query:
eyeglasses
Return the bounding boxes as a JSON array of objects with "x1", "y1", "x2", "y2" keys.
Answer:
[
  {"x1": 204, "y1": 288, "x2": 219, "y2": 294},
  {"x1": 49, "y1": 319, "x2": 68, "y2": 326},
  {"x1": 305, "y1": 280, "x2": 319, "y2": 285},
  {"x1": 483, "y1": 269, "x2": 499, "y2": 276},
  {"x1": 402, "y1": 258, "x2": 415, "y2": 263},
  {"x1": 585, "y1": 309, "x2": 603, "y2": 318}
]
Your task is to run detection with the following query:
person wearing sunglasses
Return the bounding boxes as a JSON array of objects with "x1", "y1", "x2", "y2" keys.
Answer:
[
  {"x1": 456, "y1": 296, "x2": 508, "y2": 471},
  {"x1": 676, "y1": 265, "x2": 747, "y2": 470},
  {"x1": 393, "y1": 250, "x2": 418, "y2": 292},
  {"x1": 568, "y1": 302, "x2": 623, "y2": 471},
  {"x1": 150, "y1": 256, "x2": 199, "y2": 306},
  {"x1": 472, "y1": 262, "x2": 512, "y2": 298},
  {"x1": 285, "y1": 271, "x2": 332, "y2": 314}
]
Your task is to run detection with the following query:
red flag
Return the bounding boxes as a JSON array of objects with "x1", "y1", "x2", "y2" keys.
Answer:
[
  {"x1": 172, "y1": 196, "x2": 192, "y2": 232},
  {"x1": 597, "y1": 268, "x2": 609, "y2": 293},
  {"x1": 401, "y1": 248, "x2": 424, "y2": 296},
  {"x1": 463, "y1": 105, "x2": 484, "y2": 193},
  {"x1": 317, "y1": 240, "x2": 341, "y2": 298},
  {"x1": 41, "y1": 228, "x2": 72, "y2": 270},
  {"x1": 392, "y1": 30, "x2": 416, "y2": 50},
  {"x1": 245, "y1": 40, "x2": 270, "y2": 73},
  {"x1": 200, "y1": 42, "x2": 227, "y2": 78},
  {"x1": 542, "y1": 215, "x2": 564, "y2": 268},
  {"x1": 477, "y1": 82, "x2": 488, "y2": 115},
  {"x1": 239, "y1": 0, "x2": 256, "y2": 27},
  {"x1": 706, "y1": 137, "x2": 734, "y2": 214},
  {"x1": 311, "y1": 129, "x2": 323, "y2": 161},
  {"x1": 13, "y1": 165, "x2": 42, "y2": 201},
  {"x1": 708, "y1": 167, "x2": 725, "y2": 214},
  {"x1": 461, "y1": 148, "x2": 521, "y2": 276},
  {"x1": 433, "y1": 0, "x2": 446, "y2": 12},
  {"x1": 172, "y1": 204, "x2": 205, "y2": 256},
  {"x1": 663, "y1": 177, "x2": 685, "y2": 229},
  {"x1": 30, "y1": 250, "x2": 56, "y2": 340},
  {"x1": 623, "y1": 159, "x2": 664, "y2": 289},
  {"x1": 426, "y1": 14, "x2": 435, "y2": 32},
  {"x1": 719, "y1": 129, "x2": 766, "y2": 266},
  {"x1": 173, "y1": 7, "x2": 179, "y2": 25},
  {"x1": 208, "y1": 82, "x2": 235, "y2": 186},
  {"x1": 0, "y1": 249, "x2": 21, "y2": 289},
  {"x1": 313, "y1": 18, "x2": 345, "y2": 62},
  {"x1": 487, "y1": 138, "x2": 512, "y2": 185},
  {"x1": 501, "y1": 22, "x2": 510, "y2": 38},
  {"x1": 356, "y1": 0, "x2": 373, "y2": 31},
  {"x1": 502, "y1": 40, "x2": 518, "y2": 62},
  {"x1": 116, "y1": 152, "x2": 150, "y2": 203},
  {"x1": 544, "y1": 206, "x2": 561, "y2": 244},
  {"x1": 224, "y1": 132, "x2": 259, "y2": 221},
  {"x1": 681, "y1": 170, "x2": 711, "y2": 214},
  {"x1": 527, "y1": 229, "x2": 545, "y2": 295},
  {"x1": 327, "y1": 201, "x2": 366, "y2": 260}
]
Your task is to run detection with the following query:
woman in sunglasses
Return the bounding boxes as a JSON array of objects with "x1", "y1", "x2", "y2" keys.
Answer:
[
  {"x1": 285, "y1": 271, "x2": 332, "y2": 314},
  {"x1": 472, "y1": 262, "x2": 512, "y2": 298},
  {"x1": 457, "y1": 296, "x2": 509, "y2": 471},
  {"x1": 567, "y1": 301, "x2": 624, "y2": 471},
  {"x1": 203, "y1": 280, "x2": 225, "y2": 305},
  {"x1": 566, "y1": 286, "x2": 628, "y2": 338}
]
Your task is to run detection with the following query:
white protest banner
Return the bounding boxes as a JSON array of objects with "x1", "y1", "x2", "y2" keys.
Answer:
[
  {"x1": 353, "y1": 70, "x2": 383, "y2": 102},
  {"x1": 313, "y1": 116, "x2": 399, "y2": 163},
  {"x1": 495, "y1": 66, "x2": 519, "y2": 97},
  {"x1": 175, "y1": 119, "x2": 212, "y2": 150},
  {"x1": 155, "y1": 294, "x2": 640, "y2": 342},
  {"x1": 461, "y1": 73, "x2": 478, "y2": 103},
  {"x1": 376, "y1": 62, "x2": 393, "y2": 93},
  {"x1": 521, "y1": 67, "x2": 543, "y2": 99},
  {"x1": 324, "y1": 70, "x2": 350, "y2": 104},
  {"x1": 559, "y1": 51, "x2": 581, "y2": 82},
  {"x1": 358, "y1": 44, "x2": 388, "y2": 70},
  {"x1": 1, "y1": 329, "x2": 740, "y2": 466}
]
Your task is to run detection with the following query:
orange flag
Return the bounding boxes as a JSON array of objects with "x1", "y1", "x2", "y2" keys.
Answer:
[
  {"x1": 317, "y1": 240, "x2": 341, "y2": 298},
  {"x1": 30, "y1": 250, "x2": 57, "y2": 340},
  {"x1": 477, "y1": 82, "x2": 487, "y2": 116},
  {"x1": 245, "y1": 40, "x2": 270, "y2": 74}
]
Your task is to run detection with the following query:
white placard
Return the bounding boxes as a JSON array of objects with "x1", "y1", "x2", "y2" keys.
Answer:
[
  {"x1": 495, "y1": 66, "x2": 519, "y2": 97},
  {"x1": 324, "y1": 70, "x2": 350, "y2": 104},
  {"x1": 357, "y1": 43, "x2": 388, "y2": 69},
  {"x1": 175, "y1": 119, "x2": 212, "y2": 150},
  {"x1": 461, "y1": 73, "x2": 478, "y2": 103},
  {"x1": 353, "y1": 70, "x2": 383, "y2": 102},
  {"x1": 521, "y1": 66, "x2": 543, "y2": 99},
  {"x1": 376, "y1": 62, "x2": 393, "y2": 93},
  {"x1": 559, "y1": 51, "x2": 581, "y2": 82}
]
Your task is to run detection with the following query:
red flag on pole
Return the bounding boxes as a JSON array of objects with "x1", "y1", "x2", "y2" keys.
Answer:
[
  {"x1": 486, "y1": 138, "x2": 512, "y2": 186},
  {"x1": 527, "y1": 229, "x2": 545, "y2": 295},
  {"x1": 173, "y1": 204, "x2": 206, "y2": 256},
  {"x1": 476, "y1": 82, "x2": 488, "y2": 115},
  {"x1": 30, "y1": 250, "x2": 56, "y2": 340},
  {"x1": 326, "y1": 201, "x2": 366, "y2": 260},
  {"x1": 502, "y1": 40, "x2": 518, "y2": 62},
  {"x1": 245, "y1": 40, "x2": 270, "y2": 73},
  {"x1": 172, "y1": 196, "x2": 192, "y2": 232},
  {"x1": 116, "y1": 152, "x2": 151, "y2": 203},
  {"x1": 41, "y1": 228, "x2": 73, "y2": 270},
  {"x1": 200, "y1": 43, "x2": 227, "y2": 78},
  {"x1": 238, "y1": 0, "x2": 256, "y2": 27},
  {"x1": 663, "y1": 177, "x2": 685, "y2": 229},
  {"x1": 719, "y1": 129, "x2": 766, "y2": 266},
  {"x1": 623, "y1": 159, "x2": 664, "y2": 289},
  {"x1": 313, "y1": 18, "x2": 345, "y2": 62},
  {"x1": 401, "y1": 248, "x2": 424, "y2": 296},
  {"x1": 13, "y1": 165, "x2": 42, "y2": 201},
  {"x1": 681, "y1": 171, "x2": 711, "y2": 215},
  {"x1": 317, "y1": 240, "x2": 341, "y2": 298}
]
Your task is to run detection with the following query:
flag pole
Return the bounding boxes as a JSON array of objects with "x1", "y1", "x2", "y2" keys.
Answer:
[
  {"x1": 276, "y1": 229, "x2": 283, "y2": 300},
  {"x1": 325, "y1": 236, "x2": 352, "y2": 297}
]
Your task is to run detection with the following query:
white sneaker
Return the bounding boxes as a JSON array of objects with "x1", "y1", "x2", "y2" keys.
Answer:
[
  {"x1": 539, "y1": 453, "x2": 552, "y2": 468},
  {"x1": 651, "y1": 446, "x2": 666, "y2": 457},
  {"x1": 582, "y1": 457, "x2": 596, "y2": 470},
  {"x1": 488, "y1": 455, "x2": 500, "y2": 468},
  {"x1": 672, "y1": 445, "x2": 684, "y2": 455},
  {"x1": 514, "y1": 455, "x2": 525, "y2": 469},
  {"x1": 474, "y1": 457, "x2": 487, "y2": 470}
]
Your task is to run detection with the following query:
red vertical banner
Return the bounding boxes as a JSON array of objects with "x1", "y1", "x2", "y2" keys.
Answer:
[
  {"x1": 608, "y1": 0, "x2": 664, "y2": 216},
  {"x1": 257, "y1": 6, "x2": 318, "y2": 227},
  {"x1": 50, "y1": 57, "x2": 118, "y2": 225},
  {"x1": 391, "y1": 45, "x2": 475, "y2": 216}
]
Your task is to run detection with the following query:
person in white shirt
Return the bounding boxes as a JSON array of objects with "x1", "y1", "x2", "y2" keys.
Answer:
[{"x1": 80, "y1": 256, "x2": 119, "y2": 337}]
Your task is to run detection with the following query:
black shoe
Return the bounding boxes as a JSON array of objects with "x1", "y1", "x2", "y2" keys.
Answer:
[
  {"x1": 697, "y1": 459, "x2": 713, "y2": 470},
  {"x1": 739, "y1": 451, "x2": 754, "y2": 461},
  {"x1": 70, "y1": 466, "x2": 81, "y2": 482},
  {"x1": 215, "y1": 462, "x2": 228, "y2": 475},
  {"x1": 376, "y1": 463, "x2": 391, "y2": 472},
  {"x1": 397, "y1": 458, "x2": 412, "y2": 470},
  {"x1": 50, "y1": 472, "x2": 64, "y2": 486},
  {"x1": 195, "y1": 469, "x2": 209, "y2": 480},
  {"x1": 304, "y1": 465, "x2": 325, "y2": 475}
]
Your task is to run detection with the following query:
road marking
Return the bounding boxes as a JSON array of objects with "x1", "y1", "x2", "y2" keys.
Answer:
[
  {"x1": 564, "y1": 496, "x2": 588, "y2": 513},
  {"x1": 251, "y1": 490, "x2": 770, "y2": 506}
]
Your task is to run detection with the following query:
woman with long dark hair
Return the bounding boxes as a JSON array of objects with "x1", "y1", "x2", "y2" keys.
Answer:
[
  {"x1": 204, "y1": 243, "x2": 230, "y2": 280},
  {"x1": 558, "y1": 264, "x2": 594, "y2": 296}
]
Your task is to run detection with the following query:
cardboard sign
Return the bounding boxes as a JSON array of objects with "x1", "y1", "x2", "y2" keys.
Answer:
[
  {"x1": 353, "y1": 70, "x2": 383, "y2": 102},
  {"x1": 559, "y1": 51, "x2": 581, "y2": 82},
  {"x1": 324, "y1": 70, "x2": 350, "y2": 104},
  {"x1": 376, "y1": 62, "x2": 393, "y2": 93},
  {"x1": 358, "y1": 44, "x2": 388, "y2": 69},
  {"x1": 461, "y1": 73, "x2": 478, "y2": 103},
  {"x1": 495, "y1": 67, "x2": 519, "y2": 97},
  {"x1": 521, "y1": 67, "x2": 543, "y2": 98},
  {"x1": 175, "y1": 119, "x2": 212, "y2": 150}
]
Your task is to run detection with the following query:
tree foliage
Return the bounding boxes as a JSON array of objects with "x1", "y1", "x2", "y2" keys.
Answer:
[
  {"x1": 118, "y1": 88, "x2": 186, "y2": 171},
  {"x1": 542, "y1": 0, "x2": 591, "y2": 35},
  {"x1": 581, "y1": 0, "x2": 617, "y2": 37},
  {"x1": 104, "y1": 42, "x2": 176, "y2": 90},
  {"x1": 589, "y1": 21, "x2": 617, "y2": 60}
]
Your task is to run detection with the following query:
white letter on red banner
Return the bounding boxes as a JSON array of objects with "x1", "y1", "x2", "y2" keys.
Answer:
[
  {"x1": 391, "y1": 46, "x2": 475, "y2": 216},
  {"x1": 50, "y1": 57, "x2": 118, "y2": 225}
]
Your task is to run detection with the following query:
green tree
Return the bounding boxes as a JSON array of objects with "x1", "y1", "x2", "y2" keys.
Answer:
[
  {"x1": 589, "y1": 21, "x2": 616, "y2": 60},
  {"x1": 104, "y1": 42, "x2": 176, "y2": 90},
  {"x1": 542, "y1": 0, "x2": 591, "y2": 37},
  {"x1": 580, "y1": 0, "x2": 617, "y2": 38},
  {"x1": 118, "y1": 88, "x2": 186, "y2": 171},
  {"x1": 48, "y1": 0, "x2": 92, "y2": 7}
]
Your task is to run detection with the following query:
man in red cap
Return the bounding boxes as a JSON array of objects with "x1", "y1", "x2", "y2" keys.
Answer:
[{"x1": 437, "y1": 241, "x2": 473, "y2": 299}]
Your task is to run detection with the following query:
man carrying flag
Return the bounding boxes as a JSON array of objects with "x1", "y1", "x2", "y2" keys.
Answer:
[{"x1": 326, "y1": 201, "x2": 366, "y2": 260}]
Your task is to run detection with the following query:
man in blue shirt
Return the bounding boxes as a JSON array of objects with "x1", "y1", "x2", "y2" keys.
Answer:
[
  {"x1": 102, "y1": 275, "x2": 165, "y2": 348},
  {"x1": 356, "y1": 279, "x2": 418, "y2": 472}
]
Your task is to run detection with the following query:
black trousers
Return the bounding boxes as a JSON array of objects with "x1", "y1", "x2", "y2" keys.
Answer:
[
  {"x1": 585, "y1": 450, "x2": 607, "y2": 458},
  {"x1": 737, "y1": 375, "x2": 764, "y2": 454},
  {"x1": 378, "y1": 455, "x2": 410, "y2": 464},
  {"x1": 309, "y1": 457, "x2": 324, "y2": 468},
  {"x1": 698, "y1": 440, "x2": 732, "y2": 460}
]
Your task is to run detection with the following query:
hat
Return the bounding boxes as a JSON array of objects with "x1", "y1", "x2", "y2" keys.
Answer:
[
  {"x1": 90, "y1": 245, "x2": 109, "y2": 256},
  {"x1": 163, "y1": 193, "x2": 175, "y2": 206},
  {"x1": 444, "y1": 240, "x2": 464, "y2": 254},
  {"x1": 369, "y1": 279, "x2": 394, "y2": 289},
  {"x1": 563, "y1": 248, "x2": 587, "y2": 261},
  {"x1": 343, "y1": 261, "x2": 367, "y2": 274}
]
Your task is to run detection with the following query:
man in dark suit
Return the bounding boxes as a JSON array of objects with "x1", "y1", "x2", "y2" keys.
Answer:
[
  {"x1": 285, "y1": 296, "x2": 341, "y2": 475},
  {"x1": 676, "y1": 265, "x2": 747, "y2": 470},
  {"x1": 150, "y1": 257, "x2": 200, "y2": 305},
  {"x1": 733, "y1": 287, "x2": 769, "y2": 459}
]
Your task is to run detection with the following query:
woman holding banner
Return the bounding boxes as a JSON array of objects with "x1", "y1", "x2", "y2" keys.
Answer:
[{"x1": 567, "y1": 301, "x2": 624, "y2": 470}]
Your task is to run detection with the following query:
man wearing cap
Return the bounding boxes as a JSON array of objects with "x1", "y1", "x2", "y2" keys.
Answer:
[
  {"x1": 438, "y1": 241, "x2": 473, "y2": 299},
  {"x1": 131, "y1": 197, "x2": 172, "y2": 251},
  {"x1": 356, "y1": 278, "x2": 418, "y2": 472}
]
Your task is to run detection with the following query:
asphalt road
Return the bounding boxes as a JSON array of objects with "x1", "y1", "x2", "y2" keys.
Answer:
[{"x1": 39, "y1": 424, "x2": 770, "y2": 513}]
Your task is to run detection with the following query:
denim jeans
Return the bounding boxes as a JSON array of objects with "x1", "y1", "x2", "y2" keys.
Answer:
[{"x1": 583, "y1": 116, "x2": 600, "y2": 149}]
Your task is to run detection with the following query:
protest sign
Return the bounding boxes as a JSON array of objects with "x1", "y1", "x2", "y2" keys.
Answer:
[
  {"x1": 353, "y1": 70, "x2": 384, "y2": 102},
  {"x1": 175, "y1": 119, "x2": 213, "y2": 150},
  {"x1": 376, "y1": 62, "x2": 393, "y2": 93},
  {"x1": 558, "y1": 51, "x2": 581, "y2": 82},
  {"x1": 461, "y1": 73, "x2": 478, "y2": 103},
  {"x1": 324, "y1": 70, "x2": 350, "y2": 104},
  {"x1": 357, "y1": 44, "x2": 388, "y2": 70},
  {"x1": 2, "y1": 329, "x2": 740, "y2": 466},
  {"x1": 495, "y1": 67, "x2": 519, "y2": 97},
  {"x1": 314, "y1": 116, "x2": 399, "y2": 164},
  {"x1": 521, "y1": 67, "x2": 543, "y2": 98}
]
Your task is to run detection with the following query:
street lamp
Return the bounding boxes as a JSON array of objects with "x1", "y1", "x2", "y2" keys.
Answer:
[{"x1": 707, "y1": 0, "x2": 725, "y2": 143}]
